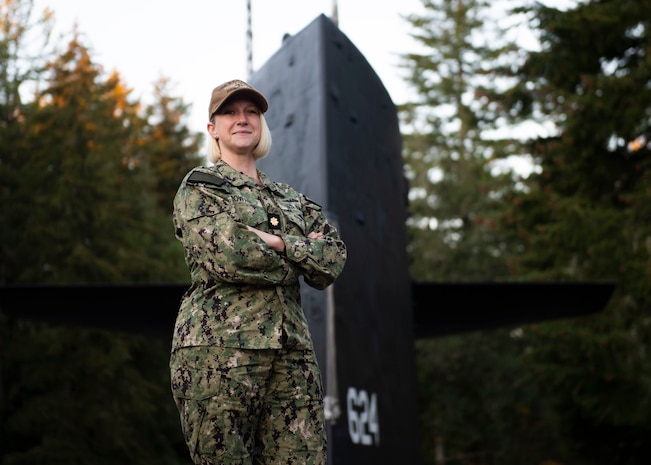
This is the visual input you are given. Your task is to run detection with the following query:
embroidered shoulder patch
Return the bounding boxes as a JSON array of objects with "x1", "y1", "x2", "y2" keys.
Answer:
[{"x1": 187, "y1": 171, "x2": 225, "y2": 187}]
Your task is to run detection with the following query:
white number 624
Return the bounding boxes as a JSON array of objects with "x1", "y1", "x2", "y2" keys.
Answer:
[{"x1": 346, "y1": 387, "x2": 380, "y2": 446}]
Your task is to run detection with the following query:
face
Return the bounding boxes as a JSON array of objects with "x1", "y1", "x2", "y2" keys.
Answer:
[{"x1": 208, "y1": 97, "x2": 262, "y2": 157}]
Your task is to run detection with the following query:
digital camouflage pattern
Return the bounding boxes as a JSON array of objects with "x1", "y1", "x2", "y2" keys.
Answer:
[
  {"x1": 170, "y1": 346, "x2": 326, "y2": 465},
  {"x1": 171, "y1": 160, "x2": 347, "y2": 351},
  {"x1": 170, "y1": 160, "x2": 346, "y2": 464}
]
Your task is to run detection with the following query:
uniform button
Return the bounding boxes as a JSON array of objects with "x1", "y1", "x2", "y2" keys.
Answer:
[{"x1": 294, "y1": 251, "x2": 301, "y2": 258}]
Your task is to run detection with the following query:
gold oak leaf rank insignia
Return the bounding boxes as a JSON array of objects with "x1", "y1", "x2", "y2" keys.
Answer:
[{"x1": 268, "y1": 213, "x2": 281, "y2": 230}]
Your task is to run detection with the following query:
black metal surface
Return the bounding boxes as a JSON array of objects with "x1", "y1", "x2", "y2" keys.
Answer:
[
  {"x1": 0, "y1": 281, "x2": 615, "y2": 338},
  {"x1": 252, "y1": 15, "x2": 418, "y2": 464},
  {"x1": 412, "y1": 281, "x2": 616, "y2": 338},
  {"x1": 0, "y1": 283, "x2": 186, "y2": 336}
]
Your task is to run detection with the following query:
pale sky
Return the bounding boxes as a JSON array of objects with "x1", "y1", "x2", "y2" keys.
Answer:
[
  {"x1": 31, "y1": 0, "x2": 575, "y2": 142},
  {"x1": 33, "y1": 0, "x2": 425, "y2": 133}
]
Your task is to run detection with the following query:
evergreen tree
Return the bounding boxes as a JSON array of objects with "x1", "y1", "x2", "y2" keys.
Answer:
[
  {"x1": 0, "y1": 0, "x2": 54, "y2": 284},
  {"x1": 497, "y1": 0, "x2": 651, "y2": 463},
  {"x1": 400, "y1": 0, "x2": 525, "y2": 283},
  {"x1": 416, "y1": 329, "x2": 568, "y2": 465},
  {"x1": 137, "y1": 76, "x2": 205, "y2": 283},
  {"x1": 399, "y1": 1, "x2": 554, "y2": 463},
  {"x1": 4, "y1": 29, "x2": 194, "y2": 284},
  {"x1": 141, "y1": 75, "x2": 204, "y2": 215},
  {"x1": 1, "y1": 314, "x2": 192, "y2": 465},
  {"x1": 15, "y1": 32, "x2": 153, "y2": 283},
  {"x1": 1, "y1": 2, "x2": 201, "y2": 464}
]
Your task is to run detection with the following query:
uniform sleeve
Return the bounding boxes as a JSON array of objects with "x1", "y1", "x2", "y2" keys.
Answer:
[
  {"x1": 174, "y1": 180, "x2": 297, "y2": 286},
  {"x1": 280, "y1": 195, "x2": 347, "y2": 290}
]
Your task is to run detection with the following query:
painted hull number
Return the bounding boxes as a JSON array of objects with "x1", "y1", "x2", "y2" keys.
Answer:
[{"x1": 346, "y1": 387, "x2": 380, "y2": 446}]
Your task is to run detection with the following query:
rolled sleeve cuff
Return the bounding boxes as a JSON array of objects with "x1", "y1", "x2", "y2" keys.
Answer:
[{"x1": 281, "y1": 235, "x2": 311, "y2": 263}]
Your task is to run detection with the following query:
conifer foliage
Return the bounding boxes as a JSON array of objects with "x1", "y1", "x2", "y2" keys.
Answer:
[
  {"x1": 1, "y1": 1, "x2": 201, "y2": 463},
  {"x1": 498, "y1": 1, "x2": 651, "y2": 463},
  {"x1": 404, "y1": 0, "x2": 651, "y2": 464}
]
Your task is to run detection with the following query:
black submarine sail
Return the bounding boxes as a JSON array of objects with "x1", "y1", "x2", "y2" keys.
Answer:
[{"x1": 250, "y1": 14, "x2": 421, "y2": 465}]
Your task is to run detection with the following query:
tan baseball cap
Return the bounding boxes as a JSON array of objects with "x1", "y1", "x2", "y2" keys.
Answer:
[{"x1": 208, "y1": 79, "x2": 268, "y2": 119}]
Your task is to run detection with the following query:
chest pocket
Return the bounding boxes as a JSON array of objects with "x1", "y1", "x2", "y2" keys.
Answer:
[
  {"x1": 277, "y1": 197, "x2": 306, "y2": 235},
  {"x1": 231, "y1": 194, "x2": 268, "y2": 228}
]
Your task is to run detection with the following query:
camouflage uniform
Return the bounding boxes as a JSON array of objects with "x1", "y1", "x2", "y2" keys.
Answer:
[{"x1": 170, "y1": 160, "x2": 347, "y2": 465}]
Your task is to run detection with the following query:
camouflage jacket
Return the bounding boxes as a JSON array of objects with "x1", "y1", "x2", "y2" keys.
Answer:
[{"x1": 172, "y1": 160, "x2": 347, "y2": 351}]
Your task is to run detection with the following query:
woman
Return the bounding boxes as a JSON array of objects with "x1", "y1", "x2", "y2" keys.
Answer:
[{"x1": 170, "y1": 79, "x2": 347, "y2": 465}]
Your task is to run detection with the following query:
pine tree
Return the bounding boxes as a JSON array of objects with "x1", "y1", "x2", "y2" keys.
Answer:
[
  {"x1": 136, "y1": 76, "x2": 205, "y2": 283},
  {"x1": 0, "y1": 0, "x2": 55, "y2": 284},
  {"x1": 398, "y1": 1, "x2": 560, "y2": 464},
  {"x1": 1, "y1": 3, "x2": 201, "y2": 463},
  {"x1": 498, "y1": 1, "x2": 651, "y2": 463},
  {"x1": 399, "y1": 0, "x2": 525, "y2": 283},
  {"x1": 141, "y1": 75, "x2": 204, "y2": 215},
  {"x1": 5, "y1": 30, "x2": 195, "y2": 283}
]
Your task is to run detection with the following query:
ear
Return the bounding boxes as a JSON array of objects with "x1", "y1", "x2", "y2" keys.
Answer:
[{"x1": 207, "y1": 122, "x2": 219, "y2": 139}]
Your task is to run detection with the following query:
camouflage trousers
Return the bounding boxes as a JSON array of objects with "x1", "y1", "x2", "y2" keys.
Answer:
[{"x1": 170, "y1": 345, "x2": 327, "y2": 465}]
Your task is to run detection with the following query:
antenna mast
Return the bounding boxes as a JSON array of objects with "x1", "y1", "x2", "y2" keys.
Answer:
[
  {"x1": 331, "y1": 0, "x2": 338, "y2": 26},
  {"x1": 246, "y1": 0, "x2": 253, "y2": 78}
]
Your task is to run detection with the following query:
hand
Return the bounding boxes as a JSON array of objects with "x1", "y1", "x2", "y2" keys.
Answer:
[
  {"x1": 246, "y1": 226, "x2": 285, "y2": 252},
  {"x1": 307, "y1": 232, "x2": 323, "y2": 239}
]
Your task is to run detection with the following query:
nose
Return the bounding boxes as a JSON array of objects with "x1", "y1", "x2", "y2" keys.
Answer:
[{"x1": 235, "y1": 110, "x2": 249, "y2": 124}]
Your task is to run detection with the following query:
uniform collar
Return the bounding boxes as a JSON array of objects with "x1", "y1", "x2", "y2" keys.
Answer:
[
  {"x1": 213, "y1": 160, "x2": 285, "y2": 196},
  {"x1": 213, "y1": 160, "x2": 259, "y2": 187}
]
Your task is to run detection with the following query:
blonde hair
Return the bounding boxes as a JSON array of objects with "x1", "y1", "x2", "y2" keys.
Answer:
[{"x1": 208, "y1": 113, "x2": 272, "y2": 163}]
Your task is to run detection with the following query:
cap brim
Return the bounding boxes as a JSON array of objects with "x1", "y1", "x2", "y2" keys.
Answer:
[{"x1": 223, "y1": 89, "x2": 268, "y2": 113}]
